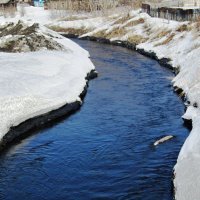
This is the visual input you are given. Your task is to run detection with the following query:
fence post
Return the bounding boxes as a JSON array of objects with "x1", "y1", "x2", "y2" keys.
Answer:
[{"x1": 167, "y1": 10, "x2": 169, "y2": 23}]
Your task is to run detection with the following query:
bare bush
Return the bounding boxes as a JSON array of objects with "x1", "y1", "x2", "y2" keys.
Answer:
[
  {"x1": 46, "y1": 0, "x2": 142, "y2": 13},
  {"x1": 119, "y1": 0, "x2": 143, "y2": 8},
  {"x1": 46, "y1": 0, "x2": 144, "y2": 21},
  {"x1": 127, "y1": 34, "x2": 147, "y2": 44},
  {"x1": 2, "y1": 6, "x2": 17, "y2": 18}
]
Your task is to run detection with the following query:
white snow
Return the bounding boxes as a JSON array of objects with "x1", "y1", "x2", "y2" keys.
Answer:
[
  {"x1": 136, "y1": 17, "x2": 200, "y2": 200},
  {"x1": 0, "y1": 4, "x2": 71, "y2": 24},
  {"x1": 2, "y1": 5, "x2": 200, "y2": 199},
  {"x1": 0, "y1": 49, "x2": 94, "y2": 140},
  {"x1": 0, "y1": 9, "x2": 95, "y2": 143},
  {"x1": 48, "y1": 9, "x2": 200, "y2": 199}
]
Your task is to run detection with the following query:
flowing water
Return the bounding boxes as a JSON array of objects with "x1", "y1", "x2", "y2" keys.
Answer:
[{"x1": 0, "y1": 40, "x2": 189, "y2": 200}]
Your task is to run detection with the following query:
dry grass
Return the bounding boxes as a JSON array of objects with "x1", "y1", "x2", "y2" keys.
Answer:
[
  {"x1": 48, "y1": 26, "x2": 92, "y2": 35},
  {"x1": 154, "y1": 33, "x2": 175, "y2": 46},
  {"x1": 47, "y1": 0, "x2": 120, "y2": 12},
  {"x1": 93, "y1": 26, "x2": 127, "y2": 39},
  {"x1": 127, "y1": 35, "x2": 147, "y2": 44},
  {"x1": 195, "y1": 16, "x2": 200, "y2": 30},
  {"x1": 123, "y1": 18, "x2": 145, "y2": 28},
  {"x1": 143, "y1": 22, "x2": 153, "y2": 35},
  {"x1": 93, "y1": 30, "x2": 108, "y2": 38},
  {"x1": 150, "y1": 30, "x2": 171, "y2": 42},
  {"x1": 113, "y1": 15, "x2": 131, "y2": 25},
  {"x1": 57, "y1": 16, "x2": 88, "y2": 22},
  {"x1": 0, "y1": 21, "x2": 40, "y2": 37},
  {"x1": 91, "y1": 27, "x2": 146, "y2": 43},
  {"x1": 106, "y1": 27, "x2": 127, "y2": 39},
  {"x1": 128, "y1": 0, "x2": 143, "y2": 8},
  {"x1": 156, "y1": 30, "x2": 171, "y2": 38},
  {"x1": 176, "y1": 24, "x2": 192, "y2": 32}
]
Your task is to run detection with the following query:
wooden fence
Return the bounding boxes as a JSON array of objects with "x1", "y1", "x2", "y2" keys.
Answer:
[{"x1": 142, "y1": 3, "x2": 200, "y2": 21}]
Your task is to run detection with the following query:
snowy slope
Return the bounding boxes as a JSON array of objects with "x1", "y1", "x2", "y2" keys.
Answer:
[
  {"x1": 2, "y1": 5, "x2": 200, "y2": 198},
  {"x1": 48, "y1": 9, "x2": 200, "y2": 200},
  {"x1": 0, "y1": 20, "x2": 95, "y2": 144}
]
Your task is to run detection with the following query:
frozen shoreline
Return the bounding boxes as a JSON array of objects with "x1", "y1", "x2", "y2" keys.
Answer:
[
  {"x1": 0, "y1": 20, "x2": 97, "y2": 150},
  {"x1": 1, "y1": 5, "x2": 200, "y2": 199},
  {"x1": 0, "y1": 69, "x2": 97, "y2": 150},
  {"x1": 49, "y1": 11, "x2": 200, "y2": 199}
]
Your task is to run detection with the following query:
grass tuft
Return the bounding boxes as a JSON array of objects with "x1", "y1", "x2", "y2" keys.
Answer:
[
  {"x1": 127, "y1": 35, "x2": 147, "y2": 44},
  {"x1": 57, "y1": 16, "x2": 88, "y2": 21},
  {"x1": 48, "y1": 26, "x2": 92, "y2": 35},
  {"x1": 154, "y1": 33, "x2": 175, "y2": 46},
  {"x1": 123, "y1": 18, "x2": 145, "y2": 27},
  {"x1": 176, "y1": 24, "x2": 192, "y2": 32},
  {"x1": 113, "y1": 15, "x2": 131, "y2": 25}
]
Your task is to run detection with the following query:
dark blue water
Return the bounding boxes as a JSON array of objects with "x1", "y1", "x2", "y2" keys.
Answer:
[{"x1": 0, "y1": 40, "x2": 189, "y2": 200}]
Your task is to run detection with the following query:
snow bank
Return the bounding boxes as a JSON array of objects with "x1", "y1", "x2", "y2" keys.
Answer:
[
  {"x1": 1, "y1": 5, "x2": 200, "y2": 198},
  {"x1": 135, "y1": 19, "x2": 200, "y2": 200},
  {"x1": 0, "y1": 19, "x2": 95, "y2": 145},
  {"x1": 49, "y1": 9, "x2": 200, "y2": 199},
  {"x1": 0, "y1": 50, "x2": 94, "y2": 140}
]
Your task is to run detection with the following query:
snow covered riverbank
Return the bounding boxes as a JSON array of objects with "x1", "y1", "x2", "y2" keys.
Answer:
[
  {"x1": 0, "y1": 20, "x2": 96, "y2": 149},
  {"x1": 48, "y1": 9, "x2": 200, "y2": 200}
]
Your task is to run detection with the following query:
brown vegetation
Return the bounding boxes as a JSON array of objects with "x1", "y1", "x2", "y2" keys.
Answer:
[
  {"x1": 176, "y1": 24, "x2": 192, "y2": 32},
  {"x1": 106, "y1": 27, "x2": 127, "y2": 38},
  {"x1": 93, "y1": 30, "x2": 108, "y2": 38},
  {"x1": 127, "y1": 35, "x2": 147, "y2": 44},
  {"x1": 119, "y1": 0, "x2": 142, "y2": 8},
  {"x1": 47, "y1": 0, "x2": 143, "y2": 13},
  {"x1": 195, "y1": 17, "x2": 200, "y2": 31},
  {"x1": 47, "y1": 0, "x2": 120, "y2": 12},
  {"x1": 57, "y1": 16, "x2": 88, "y2": 21},
  {"x1": 0, "y1": 34, "x2": 63, "y2": 52},
  {"x1": 0, "y1": 21, "x2": 39, "y2": 37},
  {"x1": 93, "y1": 26, "x2": 127, "y2": 39},
  {"x1": 0, "y1": 6, "x2": 17, "y2": 18},
  {"x1": 154, "y1": 33, "x2": 175, "y2": 46},
  {"x1": 113, "y1": 15, "x2": 131, "y2": 25},
  {"x1": 150, "y1": 30, "x2": 171, "y2": 42},
  {"x1": 0, "y1": 21, "x2": 63, "y2": 52},
  {"x1": 48, "y1": 26, "x2": 92, "y2": 35},
  {"x1": 123, "y1": 18, "x2": 145, "y2": 27},
  {"x1": 156, "y1": 30, "x2": 171, "y2": 38}
]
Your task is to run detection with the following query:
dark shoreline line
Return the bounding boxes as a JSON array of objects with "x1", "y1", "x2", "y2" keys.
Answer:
[
  {"x1": 0, "y1": 69, "x2": 98, "y2": 152},
  {"x1": 62, "y1": 34, "x2": 192, "y2": 200},
  {"x1": 62, "y1": 34, "x2": 192, "y2": 128},
  {"x1": 0, "y1": 35, "x2": 191, "y2": 199}
]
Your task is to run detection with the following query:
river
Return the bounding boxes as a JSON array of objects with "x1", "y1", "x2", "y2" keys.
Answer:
[{"x1": 0, "y1": 39, "x2": 189, "y2": 200}]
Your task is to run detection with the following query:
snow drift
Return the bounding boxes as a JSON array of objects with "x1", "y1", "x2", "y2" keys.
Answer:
[{"x1": 0, "y1": 20, "x2": 95, "y2": 147}]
